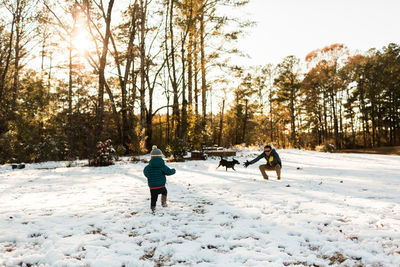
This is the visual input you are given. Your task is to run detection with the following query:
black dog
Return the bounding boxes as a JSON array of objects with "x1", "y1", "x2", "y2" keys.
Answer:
[{"x1": 216, "y1": 157, "x2": 240, "y2": 171}]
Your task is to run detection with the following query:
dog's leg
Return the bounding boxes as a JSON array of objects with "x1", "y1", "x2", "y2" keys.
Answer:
[
  {"x1": 216, "y1": 162, "x2": 221, "y2": 170},
  {"x1": 232, "y1": 166, "x2": 236, "y2": 171}
]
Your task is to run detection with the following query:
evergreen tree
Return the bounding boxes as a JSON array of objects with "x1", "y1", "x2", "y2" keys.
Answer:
[{"x1": 274, "y1": 56, "x2": 301, "y2": 148}]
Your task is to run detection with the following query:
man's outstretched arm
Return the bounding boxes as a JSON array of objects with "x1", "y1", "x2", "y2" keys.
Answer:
[{"x1": 244, "y1": 153, "x2": 264, "y2": 167}]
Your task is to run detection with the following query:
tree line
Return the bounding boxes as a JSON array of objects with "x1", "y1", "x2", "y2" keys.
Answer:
[{"x1": 0, "y1": 0, "x2": 399, "y2": 163}]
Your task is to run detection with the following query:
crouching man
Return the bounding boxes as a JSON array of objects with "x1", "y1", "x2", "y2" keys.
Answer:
[{"x1": 244, "y1": 145, "x2": 282, "y2": 180}]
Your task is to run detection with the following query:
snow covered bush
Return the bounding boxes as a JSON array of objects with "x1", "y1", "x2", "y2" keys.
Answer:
[
  {"x1": 315, "y1": 142, "x2": 336, "y2": 153},
  {"x1": 165, "y1": 138, "x2": 186, "y2": 160},
  {"x1": 90, "y1": 139, "x2": 116, "y2": 166}
]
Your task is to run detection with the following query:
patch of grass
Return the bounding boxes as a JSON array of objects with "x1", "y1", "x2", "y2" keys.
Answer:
[
  {"x1": 128, "y1": 230, "x2": 137, "y2": 237},
  {"x1": 86, "y1": 228, "x2": 107, "y2": 236},
  {"x1": 347, "y1": 235, "x2": 359, "y2": 241},
  {"x1": 3, "y1": 243, "x2": 15, "y2": 253},
  {"x1": 193, "y1": 208, "x2": 205, "y2": 214},
  {"x1": 154, "y1": 255, "x2": 172, "y2": 267},
  {"x1": 29, "y1": 233, "x2": 46, "y2": 238},
  {"x1": 206, "y1": 244, "x2": 217, "y2": 249},
  {"x1": 140, "y1": 248, "x2": 156, "y2": 260},
  {"x1": 283, "y1": 261, "x2": 307, "y2": 266},
  {"x1": 18, "y1": 262, "x2": 34, "y2": 267},
  {"x1": 321, "y1": 252, "x2": 347, "y2": 265},
  {"x1": 178, "y1": 233, "x2": 198, "y2": 240}
]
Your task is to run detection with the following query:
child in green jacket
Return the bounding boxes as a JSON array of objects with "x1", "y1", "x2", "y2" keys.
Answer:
[{"x1": 143, "y1": 145, "x2": 176, "y2": 212}]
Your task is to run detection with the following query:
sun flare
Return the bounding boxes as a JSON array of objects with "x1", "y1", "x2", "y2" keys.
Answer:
[{"x1": 72, "y1": 31, "x2": 92, "y2": 56}]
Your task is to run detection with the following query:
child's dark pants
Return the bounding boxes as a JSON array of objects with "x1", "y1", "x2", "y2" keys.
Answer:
[{"x1": 150, "y1": 187, "x2": 167, "y2": 207}]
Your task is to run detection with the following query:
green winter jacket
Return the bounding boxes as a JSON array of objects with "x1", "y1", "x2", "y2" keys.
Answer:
[
  {"x1": 248, "y1": 149, "x2": 282, "y2": 167},
  {"x1": 143, "y1": 157, "x2": 176, "y2": 188}
]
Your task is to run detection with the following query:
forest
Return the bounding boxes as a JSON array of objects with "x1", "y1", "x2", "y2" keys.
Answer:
[{"x1": 0, "y1": 0, "x2": 399, "y2": 163}]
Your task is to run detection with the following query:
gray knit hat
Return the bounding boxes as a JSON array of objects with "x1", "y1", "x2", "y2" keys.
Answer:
[{"x1": 150, "y1": 145, "x2": 163, "y2": 158}]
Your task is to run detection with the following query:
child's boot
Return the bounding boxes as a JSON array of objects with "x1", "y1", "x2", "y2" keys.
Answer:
[{"x1": 161, "y1": 195, "x2": 168, "y2": 207}]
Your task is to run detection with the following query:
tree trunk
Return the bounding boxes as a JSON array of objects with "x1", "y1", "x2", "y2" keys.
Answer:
[
  {"x1": 96, "y1": 0, "x2": 115, "y2": 140},
  {"x1": 322, "y1": 91, "x2": 328, "y2": 143},
  {"x1": 347, "y1": 89, "x2": 356, "y2": 146},
  {"x1": 188, "y1": 29, "x2": 193, "y2": 111},
  {"x1": 168, "y1": 0, "x2": 180, "y2": 139},
  {"x1": 104, "y1": 82, "x2": 122, "y2": 143},
  {"x1": 11, "y1": 0, "x2": 22, "y2": 115},
  {"x1": 269, "y1": 89, "x2": 273, "y2": 143},
  {"x1": 289, "y1": 80, "x2": 296, "y2": 148},
  {"x1": 139, "y1": 0, "x2": 147, "y2": 147},
  {"x1": 329, "y1": 89, "x2": 339, "y2": 149},
  {"x1": 242, "y1": 99, "x2": 248, "y2": 144},
  {"x1": 370, "y1": 93, "x2": 377, "y2": 147},
  {"x1": 200, "y1": 13, "x2": 207, "y2": 126},
  {"x1": 194, "y1": 35, "x2": 199, "y2": 115},
  {"x1": 110, "y1": 2, "x2": 137, "y2": 153},
  {"x1": 338, "y1": 91, "x2": 344, "y2": 148},
  {"x1": 167, "y1": 95, "x2": 171, "y2": 143},
  {"x1": 68, "y1": 36, "x2": 73, "y2": 154},
  {"x1": 391, "y1": 92, "x2": 396, "y2": 145},
  {"x1": 0, "y1": 7, "x2": 15, "y2": 103},
  {"x1": 290, "y1": 99, "x2": 296, "y2": 148},
  {"x1": 181, "y1": 38, "x2": 187, "y2": 139},
  {"x1": 218, "y1": 99, "x2": 225, "y2": 146}
]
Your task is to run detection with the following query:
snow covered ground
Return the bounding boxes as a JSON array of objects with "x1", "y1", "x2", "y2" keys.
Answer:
[{"x1": 1, "y1": 149, "x2": 399, "y2": 267}]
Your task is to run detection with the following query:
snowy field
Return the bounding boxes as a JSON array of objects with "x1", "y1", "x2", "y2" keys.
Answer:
[{"x1": 1, "y1": 149, "x2": 400, "y2": 267}]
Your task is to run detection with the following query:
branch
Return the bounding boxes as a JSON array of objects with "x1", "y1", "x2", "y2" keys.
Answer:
[{"x1": 152, "y1": 105, "x2": 173, "y2": 117}]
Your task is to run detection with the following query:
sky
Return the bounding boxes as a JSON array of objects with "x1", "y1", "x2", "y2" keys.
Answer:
[{"x1": 235, "y1": 0, "x2": 400, "y2": 66}]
